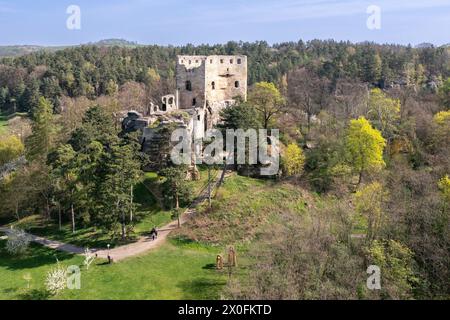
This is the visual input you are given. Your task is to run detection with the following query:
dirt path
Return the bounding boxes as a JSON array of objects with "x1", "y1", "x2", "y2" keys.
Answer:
[
  {"x1": 0, "y1": 227, "x2": 86, "y2": 255},
  {"x1": 0, "y1": 171, "x2": 224, "y2": 262}
]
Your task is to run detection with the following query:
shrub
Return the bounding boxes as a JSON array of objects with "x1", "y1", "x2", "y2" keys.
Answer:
[
  {"x1": 45, "y1": 263, "x2": 67, "y2": 295},
  {"x1": 6, "y1": 228, "x2": 31, "y2": 255}
]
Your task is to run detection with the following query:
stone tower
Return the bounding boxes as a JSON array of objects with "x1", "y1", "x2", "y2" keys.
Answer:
[{"x1": 176, "y1": 55, "x2": 248, "y2": 129}]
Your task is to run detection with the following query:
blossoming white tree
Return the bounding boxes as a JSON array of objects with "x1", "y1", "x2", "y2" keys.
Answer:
[
  {"x1": 6, "y1": 228, "x2": 31, "y2": 255},
  {"x1": 45, "y1": 263, "x2": 67, "y2": 295}
]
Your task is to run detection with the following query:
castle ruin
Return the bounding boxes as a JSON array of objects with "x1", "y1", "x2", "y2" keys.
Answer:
[{"x1": 122, "y1": 55, "x2": 248, "y2": 163}]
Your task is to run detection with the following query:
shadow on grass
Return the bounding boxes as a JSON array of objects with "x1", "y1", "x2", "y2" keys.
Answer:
[
  {"x1": 178, "y1": 277, "x2": 226, "y2": 300},
  {"x1": 202, "y1": 263, "x2": 216, "y2": 270},
  {"x1": 27, "y1": 224, "x2": 115, "y2": 249},
  {"x1": 0, "y1": 242, "x2": 76, "y2": 271},
  {"x1": 2, "y1": 287, "x2": 18, "y2": 294},
  {"x1": 18, "y1": 289, "x2": 51, "y2": 300}
]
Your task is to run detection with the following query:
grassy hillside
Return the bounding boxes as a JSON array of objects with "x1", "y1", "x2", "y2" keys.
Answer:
[{"x1": 175, "y1": 173, "x2": 317, "y2": 245}]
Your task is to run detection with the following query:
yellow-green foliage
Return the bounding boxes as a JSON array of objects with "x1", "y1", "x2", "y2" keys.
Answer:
[
  {"x1": 354, "y1": 182, "x2": 388, "y2": 240},
  {"x1": 438, "y1": 175, "x2": 450, "y2": 202},
  {"x1": 248, "y1": 82, "x2": 285, "y2": 128},
  {"x1": 345, "y1": 117, "x2": 386, "y2": 178},
  {"x1": 282, "y1": 143, "x2": 305, "y2": 176},
  {"x1": 249, "y1": 82, "x2": 284, "y2": 104},
  {"x1": 147, "y1": 68, "x2": 161, "y2": 82},
  {"x1": 367, "y1": 239, "x2": 418, "y2": 299},
  {"x1": 433, "y1": 110, "x2": 450, "y2": 145},
  {"x1": 0, "y1": 135, "x2": 24, "y2": 166},
  {"x1": 433, "y1": 110, "x2": 450, "y2": 126},
  {"x1": 439, "y1": 77, "x2": 450, "y2": 108},
  {"x1": 368, "y1": 88, "x2": 400, "y2": 137}
]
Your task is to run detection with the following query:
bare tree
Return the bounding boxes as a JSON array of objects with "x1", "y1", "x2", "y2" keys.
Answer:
[{"x1": 287, "y1": 68, "x2": 331, "y2": 137}]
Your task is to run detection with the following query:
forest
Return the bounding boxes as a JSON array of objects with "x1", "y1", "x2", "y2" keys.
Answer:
[
  {"x1": 0, "y1": 39, "x2": 449, "y2": 300},
  {"x1": 0, "y1": 40, "x2": 449, "y2": 115}
]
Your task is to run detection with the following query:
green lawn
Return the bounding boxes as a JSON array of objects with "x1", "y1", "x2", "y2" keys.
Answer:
[
  {"x1": 9, "y1": 168, "x2": 216, "y2": 249},
  {"x1": 9, "y1": 177, "x2": 172, "y2": 249},
  {"x1": 0, "y1": 112, "x2": 29, "y2": 136},
  {"x1": 0, "y1": 114, "x2": 8, "y2": 135},
  {"x1": 0, "y1": 237, "x2": 227, "y2": 300}
]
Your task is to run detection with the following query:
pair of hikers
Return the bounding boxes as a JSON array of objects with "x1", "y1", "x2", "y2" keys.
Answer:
[{"x1": 150, "y1": 227, "x2": 158, "y2": 240}]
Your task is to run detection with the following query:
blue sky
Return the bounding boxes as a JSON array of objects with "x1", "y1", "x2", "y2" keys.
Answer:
[{"x1": 0, "y1": 0, "x2": 449, "y2": 46}]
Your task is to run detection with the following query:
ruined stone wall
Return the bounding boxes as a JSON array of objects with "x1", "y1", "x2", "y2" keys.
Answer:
[
  {"x1": 176, "y1": 55, "x2": 247, "y2": 110},
  {"x1": 176, "y1": 56, "x2": 207, "y2": 110},
  {"x1": 204, "y1": 55, "x2": 247, "y2": 104}
]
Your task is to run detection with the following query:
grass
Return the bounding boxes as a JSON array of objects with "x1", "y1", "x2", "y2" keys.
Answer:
[
  {"x1": 0, "y1": 112, "x2": 29, "y2": 136},
  {"x1": 9, "y1": 176, "x2": 173, "y2": 249},
  {"x1": 11, "y1": 215, "x2": 114, "y2": 248},
  {"x1": 176, "y1": 173, "x2": 312, "y2": 245},
  {"x1": 0, "y1": 170, "x2": 234, "y2": 300},
  {"x1": 187, "y1": 165, "x2": 219, "y2": 196},
  {"x1": 0, "y1": 237, "x2": 228, "y2": 300},
  {"x1": 0, "y1": 114, "x2": 8, "y2": 135},
  {"x1": 7, "y1": 168, "x2": 216, "y2": 249}
]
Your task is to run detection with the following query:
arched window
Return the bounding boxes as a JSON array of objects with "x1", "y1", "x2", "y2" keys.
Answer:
[
  {"x1": 237, "y1": 58, "x2": 242, "y2": 64},
  {"x1": 192, "y1": 98, "x2": 197, "y2": 106},
  {"x1": 235, "y1": 81, "x2": 240, "y2": 88},
  {"x1": 212, "y1": 81, "x2": 215, "y2": 90},
  {"x1": 186, "y1": 81, "x2": 192, "y2": 91},
  {"x1": 230, "y1": 59, "x2": 234, "y2": 64}
]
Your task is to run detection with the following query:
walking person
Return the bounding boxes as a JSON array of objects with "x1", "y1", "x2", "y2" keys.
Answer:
[{"x1": 150, "y1": 226, "x2": 158, "y2": 240}]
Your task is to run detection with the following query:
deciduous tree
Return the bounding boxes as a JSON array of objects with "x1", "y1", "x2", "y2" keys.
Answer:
[
  {"x1": 344, "y1": 117, "x2": 386, "y2": 185},
  {"x1": 282, "y1": 143, "x2": 305, "y2": 177}
]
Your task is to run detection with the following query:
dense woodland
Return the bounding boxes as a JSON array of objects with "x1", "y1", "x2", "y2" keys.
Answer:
[
  {"x1": 1, "y1": 40, "x2": 449, "y2": 115},
  {"x1": 0, "y1": 40, "x2": 449, "y2": 299}
]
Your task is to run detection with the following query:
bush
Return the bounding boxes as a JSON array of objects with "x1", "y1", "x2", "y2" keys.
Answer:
[
  {"x1": 6, "y1": 228, "x2": 31, "y2": 255},
  {"x1": 45, "y1": 263, "x2": 67, "y2": 295}
]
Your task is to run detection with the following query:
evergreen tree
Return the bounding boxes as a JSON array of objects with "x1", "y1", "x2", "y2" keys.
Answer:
[{"x1": 25, "y1": 97, "x2": 56, "y2": 161}]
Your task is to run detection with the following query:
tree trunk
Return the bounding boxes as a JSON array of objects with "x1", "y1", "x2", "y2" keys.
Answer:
[
  {"x1": 358, "y1": 170, "x2": 363, "y2": 186},
  {"x1": 130, "y1": 185, "x2": 134, "y2": 223},
  {"x1": 71, "y1": 203, "x2": 75, "y2": 233},
  {"x1": 175, "y1": 193, "x2": 180, "y2": 228},
  {"x1": 208, "y1": 167, "x2": 212, "y2": 208},
  {"x1": 118, "y1": 200, "x2": 126, "y2": 240},
  {"x1": 15, "y1": 201, "x2": 20, "y2": 221},
  {"x1": 307, "y1": 112, "x2": 312, "y2": 134},
  {"x1": 46, "y1": 198, "x2": 50, "y2": 221},
  {"x1": 219, "y1": 162, "x2": 227, "y2": 187},
  {"x1": 58, "y1": 204, "x2": 62, "y2": 231},
  {"x1": 121, "y1": 218, "x2": 126, "y2": 240}
]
